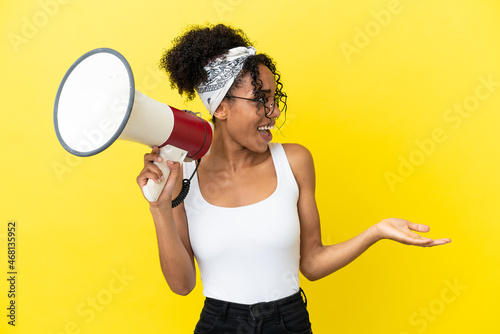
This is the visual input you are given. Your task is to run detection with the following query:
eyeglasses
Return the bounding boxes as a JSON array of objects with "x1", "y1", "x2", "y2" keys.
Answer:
[{"x1": 225, "y1": 94, "x2": 282, "y2": 116}]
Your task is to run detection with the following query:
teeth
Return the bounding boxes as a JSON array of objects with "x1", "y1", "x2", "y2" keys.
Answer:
[{"x1": 258, "y1": 125, "x2": 275, "y2": 131}]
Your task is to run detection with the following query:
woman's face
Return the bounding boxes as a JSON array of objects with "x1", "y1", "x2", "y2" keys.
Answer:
[{"x1": 220, "y1": 64, "x2": 281, "y2": 153}]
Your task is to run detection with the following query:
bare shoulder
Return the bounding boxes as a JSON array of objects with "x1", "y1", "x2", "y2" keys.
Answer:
[
  {"x1": 281, "y1": 143, "x2": 314, "y2": 166},
  {"x1": 281, "y1": 143, "x2": 315, "y2": 185}
]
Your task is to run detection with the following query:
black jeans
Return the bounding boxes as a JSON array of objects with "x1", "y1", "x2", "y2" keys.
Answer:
[{"x1": 194, "y1": 288, "x2": 312, "y2": 334}]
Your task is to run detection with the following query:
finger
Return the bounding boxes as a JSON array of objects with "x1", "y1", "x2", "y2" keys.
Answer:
[
  {"x1": 138, "y1": 166, "x2": 163, "y2": 186},
  {"x1": 405, "y1": 236, "x2": 452, "y2": 247},
  {"x1": 416, "y1": 239, "x2": 451, "y2": 247},
  {"x1": 429, "y1": 238, "x2": 452, "y2": 246},
  {"x1": 144, "y1": 161, "x2": 164, "y2": 177},
  {"x1": 144, "y1": 146, "x2": 163, "y2": 164},
  {"x1": 408, "y1": 223, "x2": 431, "y2": 233},
  {"x1": 154, "y1": 161, "x2": 181, "y2": 202},
  {"x1": 144, "y1": 153, "x2": 163, "y2": 165},
  {"x1": 137, "y1": 171, "x2": 163, "y2": 187},
  {"x1": 137, "y1": 171, "x2": 164, "y2": 187},
  {"x1": 401, "y1": 234, "x2": 434, "y2": 246},
  {"x1": 167, "y1": 160, "x2": 180, "y2": 172},
  {"x1": 164, "y1": 161, "x2": 180, "y2": 186},
  {"x1": 394, "y1": 228, "x2": 434, "y2": 244},
  {"x1": 405, "y1": 230, "x2": 431, "y2": 241}
]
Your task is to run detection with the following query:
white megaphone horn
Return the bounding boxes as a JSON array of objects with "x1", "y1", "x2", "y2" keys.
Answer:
[{"x1": 53, "y1": 48, "x2": 212, "y2": 204}]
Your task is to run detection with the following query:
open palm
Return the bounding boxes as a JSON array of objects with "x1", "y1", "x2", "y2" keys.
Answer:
[{"x1": 376, "y1": 218, "x2": 451, "y2": 247}]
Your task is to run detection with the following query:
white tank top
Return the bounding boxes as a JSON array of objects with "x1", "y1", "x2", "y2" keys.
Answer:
[{"x1": 183, "y1": 143, "x2": 301, "y2": 304}]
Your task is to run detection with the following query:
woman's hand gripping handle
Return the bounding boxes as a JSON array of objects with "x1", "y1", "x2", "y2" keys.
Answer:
[{"x1": 138, "y1": 145, "x2": 187, "y2": 204}]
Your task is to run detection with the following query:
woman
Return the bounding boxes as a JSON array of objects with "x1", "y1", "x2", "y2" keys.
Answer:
[{"x1": 137, "y1": 24, "x2": 451, "y2": 333}]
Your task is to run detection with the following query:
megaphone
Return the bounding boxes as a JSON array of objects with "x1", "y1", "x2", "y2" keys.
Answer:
[{"x1": 53, "y1": 48, "x2": 212, "y2": 203}]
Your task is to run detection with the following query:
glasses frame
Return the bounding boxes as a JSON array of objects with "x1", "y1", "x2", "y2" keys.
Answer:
[{"x1": 224, "y1": 94, "x2": 278, "y2": 116}]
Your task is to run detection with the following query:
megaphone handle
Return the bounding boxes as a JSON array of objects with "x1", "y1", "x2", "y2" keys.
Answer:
[{"x1": 142, "y1": 145, "x2": 188, "y2": 202}]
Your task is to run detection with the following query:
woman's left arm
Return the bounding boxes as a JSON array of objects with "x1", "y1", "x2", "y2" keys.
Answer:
[{"x1": 283, "y1": 144, "x2": 451, "y2": 281}]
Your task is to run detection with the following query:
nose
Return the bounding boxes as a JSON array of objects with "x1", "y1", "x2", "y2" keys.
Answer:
[{"x1": 269, "y1": 102, "x2": 281, "y2": 120}]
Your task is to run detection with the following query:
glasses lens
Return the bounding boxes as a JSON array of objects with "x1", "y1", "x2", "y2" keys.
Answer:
[{"x1": 266, "y1": 97, "x2": 275, "y2": 116}]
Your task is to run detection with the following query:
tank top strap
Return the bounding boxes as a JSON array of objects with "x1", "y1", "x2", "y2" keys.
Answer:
[
  {"x1": 269, "y1": 142, "x2": 299, "y2": 193},
  {"x1": 183, "y1": 159, "x2": 197, "y2": 178}
]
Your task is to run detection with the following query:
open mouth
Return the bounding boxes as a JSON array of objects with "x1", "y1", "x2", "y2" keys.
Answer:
[{"x1": 257, "y1": 124, "x2": 274, "y2": 141}]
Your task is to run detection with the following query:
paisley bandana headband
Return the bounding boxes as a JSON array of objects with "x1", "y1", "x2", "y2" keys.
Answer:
[{"x1": 196, "y1": 46, "x2": 256, "y2": 116}]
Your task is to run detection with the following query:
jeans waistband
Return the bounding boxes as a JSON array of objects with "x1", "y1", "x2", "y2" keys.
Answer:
[{"x1": 203, "y1": 288, "x2": 307, "y2": 322}]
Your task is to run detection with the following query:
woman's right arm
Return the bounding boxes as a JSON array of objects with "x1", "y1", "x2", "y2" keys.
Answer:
[{"x1": 137, "y1": 146, "x2": 196, "y2": 295}]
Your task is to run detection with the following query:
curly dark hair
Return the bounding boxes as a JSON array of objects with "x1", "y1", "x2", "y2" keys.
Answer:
[{"x1": 159, "y1": 23, "x2": 287, "y2": 125}]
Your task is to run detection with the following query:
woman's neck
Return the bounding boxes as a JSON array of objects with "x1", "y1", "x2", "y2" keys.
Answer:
[{"x1": 203, "y1": 130, "x2": 267, "y2": 174}]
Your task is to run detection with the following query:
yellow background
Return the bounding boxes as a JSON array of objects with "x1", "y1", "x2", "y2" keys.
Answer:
[{"x1": 1, "y1": 0, "x2": 499, "y2": 333}]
